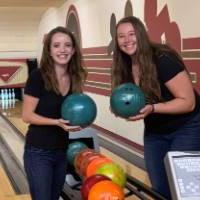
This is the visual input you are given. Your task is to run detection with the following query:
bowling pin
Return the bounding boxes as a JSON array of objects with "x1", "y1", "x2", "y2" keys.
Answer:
[
  {"x1": 8, "y1": 89, "x2": 12, "y2": 99},
  {"x1": 12, "y1": 88, "x2": 15, "y2": 100},
  {"x1": 4, "y1": 89, "x2": 8, "y2": 100},
  {"x1": 1, "y1": 89, "x2": 5, "y2": 101}
]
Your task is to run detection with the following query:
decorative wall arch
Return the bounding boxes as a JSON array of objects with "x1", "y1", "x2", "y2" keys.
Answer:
[
  {"x1": 66, "y1": 5, "x2": 82, "y2": 47},
  {"x1": 125, "y1": 0, "x2": 133, "y2": 17}
]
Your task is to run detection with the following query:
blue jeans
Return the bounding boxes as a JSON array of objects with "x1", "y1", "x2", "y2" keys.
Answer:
[
  {"x1": 144, "y1": 113, "x2": 200, "y2": 199},
  {"x1": 24, "y1": 146, "x2": 67, "y2": 200}
]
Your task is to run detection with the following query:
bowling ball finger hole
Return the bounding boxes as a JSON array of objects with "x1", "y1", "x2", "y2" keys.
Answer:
[{"x1": 125, "y1": 101, "x2": 130, "y2": 105}]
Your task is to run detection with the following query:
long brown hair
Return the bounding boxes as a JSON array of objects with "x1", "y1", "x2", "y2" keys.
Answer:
[
  {"x1": 112, "y1": 16, "x2": 185, "y2": 102},
  {"x1": 40, "y1": 26, "x2": 87, "y2": 94}
]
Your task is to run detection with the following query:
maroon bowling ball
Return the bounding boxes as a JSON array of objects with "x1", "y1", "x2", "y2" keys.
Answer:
[{"x1": 81, "y1": 174, "x2": 110, "y2": 200}]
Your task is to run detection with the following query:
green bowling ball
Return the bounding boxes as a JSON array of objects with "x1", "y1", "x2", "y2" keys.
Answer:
[
  {"x1": 96, "y1": 162, "x2": 126, "y2": 187},
  {"x1": 110, "y1": 83, "x2": 145, "y2": 118},
  {"x1": 61, "y1": 93, "x2": 97, "y2": 127},
  {"x1": 66, "y1": 141, "x2": 88, "y2": 165}
]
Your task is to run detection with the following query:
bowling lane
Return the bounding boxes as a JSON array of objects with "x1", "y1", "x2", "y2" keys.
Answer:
[
  {"x1": 0, "y1": 113, "x2": 31, "y2": 200},
  {"x1": 0, "y1": 164, "x2": 15, "y2": 196},
  {"x1": 0, "y1": 164, "x2": 30, "y2": 199},
  {"x1": 1, "y1": 100, "x2": 27, "y2": 136},
  {"x1": 0, "y1": 194, "x2": 31, "y2": 200}
]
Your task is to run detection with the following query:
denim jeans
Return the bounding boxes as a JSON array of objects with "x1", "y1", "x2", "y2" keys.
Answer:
[
  {"x1": 144, "y1": 113, "x2": 200, "y2": 200},
  {"x1": 24, "y1": 146, "x2": 67, "y2": 200}
]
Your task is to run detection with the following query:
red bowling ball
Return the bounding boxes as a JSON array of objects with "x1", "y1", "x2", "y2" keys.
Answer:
[{"x1": 81, "y1": 174, "x2": 110, "y2": 200}]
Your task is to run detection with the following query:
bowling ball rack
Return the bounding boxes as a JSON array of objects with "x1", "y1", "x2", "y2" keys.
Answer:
[
  {"x1": 61, "y1": 129, "x2": 167, "y2": 200},
  {"x1": 61, "y1": 172, "x2": 167, "y2": 200}
]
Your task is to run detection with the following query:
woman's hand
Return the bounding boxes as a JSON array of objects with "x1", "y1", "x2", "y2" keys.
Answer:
[
  {"x1": 127, "y1": 104, "x2": 153, "y2": 121},
  {"x1": 57, "y1": 119, "x2": 82, "y2": 132}
]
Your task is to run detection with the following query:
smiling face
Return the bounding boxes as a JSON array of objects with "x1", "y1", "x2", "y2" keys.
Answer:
[
  {"x1": 117, "y1": 22, "x2": 137, "y2": 56},
  {"x1": 50, "y1": 32, "x2": 75, "y2": 67}
]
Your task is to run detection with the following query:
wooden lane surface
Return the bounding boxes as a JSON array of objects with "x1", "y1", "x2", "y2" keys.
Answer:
[
  {"x1": 1, "y1": 101, "x2": 28, "y2": 136},
  {"x1": 5, "y1": 101, "x2": 151, "y2": 199},
  {"x1": 0, "y1": 101, "x2": 31, "y2": 200},
  {"x1": 8, "y1": 117, "x2": 28, "y2": 136},
  {"x1": 0, "y1": 195, "x2": 31, "y2": 200},
  {"x1": 0, "y1": 166, "x2": 15, "y2": 196},
  {"x1": 0, "y1": 164, "x2": 31, "y2": 199}
]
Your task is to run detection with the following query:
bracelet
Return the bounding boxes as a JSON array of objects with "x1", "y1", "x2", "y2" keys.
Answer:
[{"x1": 151, "y1": 104, "x2": 155, "y2": 113}]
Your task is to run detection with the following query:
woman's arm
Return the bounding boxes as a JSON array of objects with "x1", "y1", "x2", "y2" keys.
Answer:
[
  {"x1": 128, "y1": 70, "x2": 195, "y2": 121},
  {"x1": 22, "y1": 94, "x2": 58, "y2": 125},
  {"x1": 22, "y1": 94, "x2": 81, "y2": 131}
]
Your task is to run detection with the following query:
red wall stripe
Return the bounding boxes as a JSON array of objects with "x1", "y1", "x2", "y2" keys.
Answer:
[
  {"x1": 0, "y1": 59, "x2": 26, "y2": 62},
  {"x1": 184, "y1": 60, "x2": 200, "y2": 70},
  {"x1": 82, "y1": 46, "x2": 108, "y2": 54},
  {"x1": 0, "y1": 83, "x2": 25, "y2": 88},
  {"x1": 184, "y1": 60, "x2": 200, "y2": 93},
  {"x1": 87, "y1": 73, "x2": 111, "y2": 83},
  {"x1": 183, "y1": 38, "x2": 200, "y2": 50},
  {"x1": 85, "y1": 60, "x2": 112, "y2": 68},
  {"x1": 84, "y1": 85, "x2": 111, "y2": 96}
]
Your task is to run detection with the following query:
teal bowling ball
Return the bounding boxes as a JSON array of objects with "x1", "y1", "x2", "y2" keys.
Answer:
[
  {"x1": 110, "y1": 83, "x2": 145, "y2": 118},
  {"x1": 67, "y1": 141, "x2": 88, "y2": 165},
  {"x1": 61, "y1": 93, "x2": 97, "y2": 127}
]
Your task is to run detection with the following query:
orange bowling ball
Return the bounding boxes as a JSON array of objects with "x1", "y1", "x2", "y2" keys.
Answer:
[
  {"x1": 88, "y1": 180, "x2": 125, "y2": 200},
  {"x1": 80, "y1": 152, "x2": 104, "y2": 177},
  {"x1": 86, "y1": 157, "x2": 112, "y2": 178},
  {"x1": 74, "y1": 148, "x2": 95, "y2": 174}
]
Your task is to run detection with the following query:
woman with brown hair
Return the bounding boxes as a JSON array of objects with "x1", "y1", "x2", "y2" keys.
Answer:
[
  {"x1": 22, "y1": 26, "x2": 87, "y2": 200},
  {"x1": 112, "y1": 16, "x2": 200, "y2": 199}
]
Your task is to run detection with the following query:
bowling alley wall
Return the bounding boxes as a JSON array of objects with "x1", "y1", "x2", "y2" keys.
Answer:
[{"x1": 1, "y1": 0, "x2": 200, "y2": 159}]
